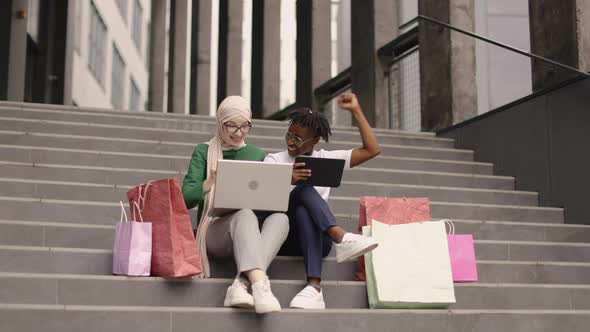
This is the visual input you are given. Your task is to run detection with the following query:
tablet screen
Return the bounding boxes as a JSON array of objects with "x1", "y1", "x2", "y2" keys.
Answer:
[{"x1": 294, "y1": 156, "x2": 345, "y2": 188}]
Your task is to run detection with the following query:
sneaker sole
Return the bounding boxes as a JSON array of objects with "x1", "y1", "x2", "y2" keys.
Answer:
[
  {"x1": 255, "y1": 304, "x2": 282, "y2": 314},
  {"x1": 336, "y1": 242, "x2": 378, "y2": 263},
  {"x1": 289, "y1": 303, "x2": 326, "y2": 310},
  {"x1": 224, "y1": 299, "x2": 255, "y2": 308}
]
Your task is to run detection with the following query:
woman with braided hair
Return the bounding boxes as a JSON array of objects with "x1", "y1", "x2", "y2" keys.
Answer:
[
  {"x1": 264, "y1": 93, "x2": 382, "y2": 309},
  {"x1": 182, "y1": 96, "x2": 288, "y2": 314}
]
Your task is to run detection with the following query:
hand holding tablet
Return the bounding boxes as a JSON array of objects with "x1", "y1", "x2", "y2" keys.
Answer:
[{"x1": 294, "y1": 156, "x2": 345, "y2": 187}]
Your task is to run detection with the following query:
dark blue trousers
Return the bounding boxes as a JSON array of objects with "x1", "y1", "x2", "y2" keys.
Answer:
[{"x1": 279, "y1": 185, "x2": 337, "y2": 279}]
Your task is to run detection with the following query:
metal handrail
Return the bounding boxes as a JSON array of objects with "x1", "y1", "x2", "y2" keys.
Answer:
[
  {"x1": 377, "y1": 26, "x2": 419, "y2": 64},
  {"x1": 314, "y1": 67, "x2": 352, "y2": 108},
  {"x1": 402, "y1": 15, "x2": 590, "y2": 78},
  {"x1": 267, "y1": 14, "x2": 590, "y2": 120}
]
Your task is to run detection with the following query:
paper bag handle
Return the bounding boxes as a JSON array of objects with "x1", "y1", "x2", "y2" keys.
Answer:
[
  {"x1": 131, "y1": 201, "x2": 145, "y2": 222},
  {"x1": 443, "y1": 219, "x2": 455, "y2": 235},
  {"x1": 119, "y1": 201, "x2": 129, "y2": 223}
]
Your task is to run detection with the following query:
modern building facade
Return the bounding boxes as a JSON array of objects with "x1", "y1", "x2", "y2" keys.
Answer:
[
  {"x1": 1, "y1": 0, "x2": 589, "y2": 128},
  {"x1": 0, "y1": 0, "x2": 152, "y2": 111},
  {"x1": 71, "y1": 0, "x2": 152, "y2": 110}
]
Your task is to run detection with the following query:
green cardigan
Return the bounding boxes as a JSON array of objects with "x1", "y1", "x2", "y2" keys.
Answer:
[{"x1": 182, "y1": 143, "x2": 267, "y2": 222}]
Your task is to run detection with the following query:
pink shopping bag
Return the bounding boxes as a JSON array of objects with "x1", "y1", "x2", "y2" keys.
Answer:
[
  {"x1": 112, "y1": 202, "x2": 152, "y2": 276},
  {"x1": 356, "y1": 197, "x2": 431, "y2": 281},
  {"x1": 446, "y1": 220, "x2": 478, "y2": 282}
]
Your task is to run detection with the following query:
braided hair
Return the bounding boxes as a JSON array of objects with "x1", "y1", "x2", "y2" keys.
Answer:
[{"x1": 287, "y1": 108, "x2": 332, "y2": 142}]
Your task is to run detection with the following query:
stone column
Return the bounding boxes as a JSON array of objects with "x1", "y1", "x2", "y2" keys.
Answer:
[
  {"x1": 148, "y1": 0, "x2": 168, "y2": 112},
  {"x1": 190, "y1": 0, "x2": 212, "y2": 115},
  {"x1": 350, "y1": 0, "x2": 398, "y2": 128},
  {"x1": 6, "y1": 0, "x2": 29, "y2": 102},
  {"x1": 251, "y1": 0, "x2": 281, "y2": 118},
  {"x1": 296, "y1": 0, "x2": 331, "y2": 109},
  {"x1": 529, "y1": 0, "x2": 590, "y2": 91},
  {"x1": 418, "y1": 0, "x2": 477, "y2": 130},
  {"x1": 578, "y1": 2, "x2": 590, "y2": 72},
  {"x1": 62, "y1": 0, "x2": 77, "y2": 105},
  {"x1": 168, "y1": 0, "x2": 192, "y2": 114},
  {"x1": 217, "y1": 0, "x2": 243, "y2": 104}
]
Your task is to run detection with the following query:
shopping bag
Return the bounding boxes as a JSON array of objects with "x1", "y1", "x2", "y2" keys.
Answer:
[
  {"x1": 128, "y1": 178, "x2": 202, "y2": 278},
  {"x1": 112, "y1": 201, "x2": 152, "y2": 276},
  {"x1": 356, "y1": 197, "x2": 431, "y2": 281},
  {"x1": 366, "y1": 219, "x2": 456, "y2": 308},
  {"x1": 446, "y1": 220, "x2": 478, "y2": 282},
  {"x1": 363, "y1": 225, "x2": 379, "y2": 309}
]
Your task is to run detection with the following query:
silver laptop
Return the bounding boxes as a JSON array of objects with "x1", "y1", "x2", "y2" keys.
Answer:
[{"x1": 211, "y1": 159, "x2": 293, "y2": 217}]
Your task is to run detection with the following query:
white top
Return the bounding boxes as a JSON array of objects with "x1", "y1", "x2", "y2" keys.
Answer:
[{"x1": 264, "y1": 149, "x2": 353, "y2": 201}]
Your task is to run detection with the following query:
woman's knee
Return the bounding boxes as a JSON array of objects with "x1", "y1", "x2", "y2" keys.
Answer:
[
  {"x1": 230, "y1": 209, "x2": 258, "y2": 230},
  {"x1": 272, "y1": 213, "x2": 289, "y2": 230},
  {"x1": 292, "y1": 185, "x2": 316, "y2": 197}
]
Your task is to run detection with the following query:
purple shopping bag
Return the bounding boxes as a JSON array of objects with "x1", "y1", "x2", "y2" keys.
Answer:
[
  {"x1": 112, "y1": 202, "x2": 152, "y2": 276},
  {"x1": 446, "y1": 220, "x2": 478, "y2": 282}
]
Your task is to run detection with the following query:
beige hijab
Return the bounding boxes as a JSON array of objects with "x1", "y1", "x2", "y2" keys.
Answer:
[{"x1": 195, "y1": 96, "x2": 252, "y2": 277}]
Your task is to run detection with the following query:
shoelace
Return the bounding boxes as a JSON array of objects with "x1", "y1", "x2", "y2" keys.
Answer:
[
  {"x1": 234, "y1": 279, "x2": 249, "y2": 290},
  {"x1": 298, "y1": 287, "x2": 320, "y2": 298},
  {"x1": 261, "y1": 278, "x2": 271, "y2": 292},
  {"x1": 340, "y1": 233, "x2": 361, "y2": 244}
]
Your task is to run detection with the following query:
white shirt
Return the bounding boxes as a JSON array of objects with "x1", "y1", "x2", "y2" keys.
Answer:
[{"x1": 264, "y1": 149, "x2": 353, "y2": 201}]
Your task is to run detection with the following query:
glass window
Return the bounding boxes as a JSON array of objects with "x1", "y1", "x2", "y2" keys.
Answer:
[
  {"x1": 132, "y1": 0, "x2": 143, "y2": 52},
  {"x1": 129, "y1": 77, "x2": 140, "y2": 111},
  {"x1": 111, "y1": 45, "x2": 126, "y2": 109},
  {"x1": 88, "y1": 2, "x2": 107, "y2": 86},
  {"x1": 115, "y1": 0, "x2": 128, "y2": 22}
]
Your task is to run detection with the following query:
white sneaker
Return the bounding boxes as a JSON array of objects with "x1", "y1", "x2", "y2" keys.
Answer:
[
  {"x1": 289, "y1": 285, "x2": 326, "y2": 309},
  {"x1": 335, "y1": 232, "x2": 378, "y2": 263},
  {"x1": 251, "y1": 277, "x2": 281, "y2": 314},
  {"x1": 223, "y1": 278, "x2": 254, "y2": 308}
]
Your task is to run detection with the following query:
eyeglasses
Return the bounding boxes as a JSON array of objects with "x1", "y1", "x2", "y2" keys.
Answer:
[
  {"x1": 285, "y1": 131, "x2": 315, "y2": 148},
  {"x1": 223, "y1": 122, "x2": 252, "y2": 134}
]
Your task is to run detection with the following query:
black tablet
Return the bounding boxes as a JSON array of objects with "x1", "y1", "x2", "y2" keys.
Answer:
[{"x1": 294, "y1": 156, "x2": 345, "y2": 187}]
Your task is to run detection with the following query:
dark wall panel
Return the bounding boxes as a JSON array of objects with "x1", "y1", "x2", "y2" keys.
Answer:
[
  {"x1": 546, "y1": 80, "x2": 590, "y2": 223},
  {"x1": 440, "y1": 78, "x2": 590, "y2": 224}
]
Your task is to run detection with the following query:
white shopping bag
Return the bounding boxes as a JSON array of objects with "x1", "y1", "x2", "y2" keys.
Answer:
[{"x1": 366, "y1": 219, "x2": 456, "y2": 308}]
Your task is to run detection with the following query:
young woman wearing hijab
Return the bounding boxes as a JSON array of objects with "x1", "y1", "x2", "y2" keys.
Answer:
[{"x1": 182, "y1": 96, "x2": 288, "y2": 314}]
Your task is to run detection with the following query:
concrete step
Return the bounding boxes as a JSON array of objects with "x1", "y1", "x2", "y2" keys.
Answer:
[
  {"x1": 3, "y1": 218, "x2": 590, "y2": 250},
  {"x1": 0, "y1": 161, "x2": 514, "y2": 190},
  {"x1": 0, "y1": 190, "x2": 560, "y2": 224},
  {"x1": 1, "y1": 304, "x2": 588, "y2": 332},
  {"x1": 2, "y1": 240, "x2": 590, "y2": 278},
  {"x1": 333, "y1": 181, "x2": 536, "y2": 206},
  {"x1": 2, "y1": 234, "x2": 590, "y2": 283},
  {"x1": 0, "y1": 102, "x2": 443, "y2": 139},
  {"x1": 330, "y1": 198, "x2": 563, "y2": 223},
  {"x1": 0, "y1": 143, "x2": 493, "y2": 175},
  {"x1": 1, "y1": 273, "x2": 590, "y2": 310},
  {"x1": 15, "y1": 241, "x2": 590, "y2": 284},
  {"x1": 333, "y1": 216, "x2": 590, "y2": 242},
  {"x1": 0, "y1": 130, "x2": 474, "y2": 162},
  {"x1": 0, "y1": 115, "x2": 456, "y2": 148},
  {"x1": 0, "y1": 178, "x2": 535, "y2": 208}
]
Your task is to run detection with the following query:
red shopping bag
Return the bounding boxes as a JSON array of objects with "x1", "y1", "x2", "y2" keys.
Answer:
[
  {"x1": 356, "y1": 197, "x2": 431, "y2": 281},
  {"x1": 128, "y1": 178, "x2": 202, "y2": 278},
  {"x1": 446, "y1": 220, "x2": 478, "y2": 282}
]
